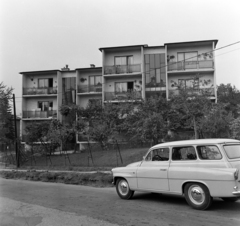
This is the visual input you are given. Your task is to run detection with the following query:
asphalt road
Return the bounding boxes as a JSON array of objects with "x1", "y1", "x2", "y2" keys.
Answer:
[{"x1": 0, "y1": 178, "x2": 240, "y2": 226}]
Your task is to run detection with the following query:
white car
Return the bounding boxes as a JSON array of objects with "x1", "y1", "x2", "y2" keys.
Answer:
[{"x1": 112, "y1": 139, "x2": 240, "y2": 210}]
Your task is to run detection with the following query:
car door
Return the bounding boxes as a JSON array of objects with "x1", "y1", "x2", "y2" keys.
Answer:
[{"x1": 136, "y1": 147, "x2": 170, "y2": 191}]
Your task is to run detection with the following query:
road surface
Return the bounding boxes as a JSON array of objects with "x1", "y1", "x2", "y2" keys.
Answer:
[{"x1": 0, "y1": 178, "x2": 240, "y2": 226}]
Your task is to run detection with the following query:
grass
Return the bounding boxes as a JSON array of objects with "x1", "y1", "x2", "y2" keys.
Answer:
[
  {"x1": 0, "y1": 170, "x2": 114, "y2": 187},
  {"x1": 19, "y1": 146, "x2": 149, "y2": 170},
  {"x1": 0, "y1": 146, "x2": 149, "y2": 187}
]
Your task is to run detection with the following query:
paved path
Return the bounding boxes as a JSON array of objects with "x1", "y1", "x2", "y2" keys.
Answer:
[
  {"x1": 0, "y1": 196, "x2": 118, "y2": 226},
  {"x1": 1, "y1": 178, "x2": 240, "y2": 226}
]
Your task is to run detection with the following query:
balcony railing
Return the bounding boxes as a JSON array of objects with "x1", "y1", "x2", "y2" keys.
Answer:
[
  {"x1": 169, "y1": 88, "x2": 215, "y2": 98},
  {"x1": 77, "y1": 134, "x2": 89, "y2": 142},
  {"x1": 23, "y1": 87, "x2": 57, "y2": 95},
  {"x1": 168, "y1": 60, "x2": 214, "y2": 71},
  {"x1": 146, "y1": 81, "x2": 166, "y2": 88},
  {"x1": 23, "y1": 110, "x2": 57, "y2": 119},
  {"x1": 78, "y1": 85, "x2": 102, "y2": 93},
  {"x1": 105, "y1": 91, "x2": 142, "y2": 101},
  {"x1": 104, "y1": 64, "x2": 141, "y2": 75}
]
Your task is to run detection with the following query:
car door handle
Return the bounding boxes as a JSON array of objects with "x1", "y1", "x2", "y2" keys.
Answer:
[{"x1": 160, "y1": 169, "x2": 167, "y2": 171}]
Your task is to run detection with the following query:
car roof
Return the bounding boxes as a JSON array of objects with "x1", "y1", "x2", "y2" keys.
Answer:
[{"x1": 151, "y1": 139, "x2": 240, "y2": 149}]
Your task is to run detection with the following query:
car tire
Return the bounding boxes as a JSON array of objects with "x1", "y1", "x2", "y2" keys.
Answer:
[
  {"x1": 184, "y1": 183, "x2": 212, "y2": 210},
  {"x1": 221, "y1": 197, "x2": 239, "y2": 202},
  {"x1": 116, "y1": 178, "x2": 134, "y2": 200}
]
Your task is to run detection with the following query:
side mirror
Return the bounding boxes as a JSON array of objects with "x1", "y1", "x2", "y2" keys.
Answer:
[{"x1": 142, "y1": 156, "x2": 146, "y2": 161}]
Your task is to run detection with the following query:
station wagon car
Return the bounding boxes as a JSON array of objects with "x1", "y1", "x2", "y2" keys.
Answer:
[{"x1": 112, "y1": 139, "x2": 240, "y2": 210}]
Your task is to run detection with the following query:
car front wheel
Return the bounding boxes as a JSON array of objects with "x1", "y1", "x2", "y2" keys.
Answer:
[
  {"x1": 116, "y1": 178, "x2": 134, "y2": 200},
  {"x1": 184, "y1": 183, "x2": 212, "y2": 210}
]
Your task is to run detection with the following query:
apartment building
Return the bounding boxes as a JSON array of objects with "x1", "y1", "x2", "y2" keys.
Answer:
[{"x1": 20, "y1": 39, "x2": 218, "y2": 149}]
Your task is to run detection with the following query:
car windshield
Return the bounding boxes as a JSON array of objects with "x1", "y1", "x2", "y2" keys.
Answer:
[{"x1": 223, "y1": 144, "x2": 240, "y2": 159}]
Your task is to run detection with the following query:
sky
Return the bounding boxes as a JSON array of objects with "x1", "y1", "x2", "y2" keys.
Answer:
[{"x1": 1, "y1": 0, "x2": 240, "y2": 115}]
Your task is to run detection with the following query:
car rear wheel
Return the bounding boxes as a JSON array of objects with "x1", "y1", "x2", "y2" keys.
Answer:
[
  {"x1": 221, "y1": 197, "x2": 239, "y2": 202},
  {"x1": 184, "y1": 183, "x2": 212, "y2": 210},
  {"x1": 116, "y1": 178, "x2": 134, "y2": 200}
]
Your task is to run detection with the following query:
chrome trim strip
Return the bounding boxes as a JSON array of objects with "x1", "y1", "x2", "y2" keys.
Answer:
[{"x1": 232, "y1": 191, "x2": 240, "y2": 195}]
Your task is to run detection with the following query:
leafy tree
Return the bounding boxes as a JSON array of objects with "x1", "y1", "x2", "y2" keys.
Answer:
[
  {"x1": 25, "y1": 121, "x2": 52, "y2": 155},
  {"x1": 170, "y1": 88, "x2": 212, "y2": 139},
  {"x1": 217, "y1": 84, "x2": 240, "y2": 118},
  {"x1": 198, "y1": 103, "x2": 234, "y2": 138},
  {"x1": 123, "y1": 96, "x2": 170, "y2": 145},
  {"x1": 229, "y1": 117, "x2": 240, "y2": 140},
  {"x1": 0, "y1": 82, "x2": 15, "y2": 144},
  {"x1": 46, "y1": 119, "x2": 76, "y2": 153}
]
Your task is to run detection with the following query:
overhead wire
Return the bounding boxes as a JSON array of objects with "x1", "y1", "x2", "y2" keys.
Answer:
[{"x1": 5, "y1": 40, "x2": 240, "y2": 100}]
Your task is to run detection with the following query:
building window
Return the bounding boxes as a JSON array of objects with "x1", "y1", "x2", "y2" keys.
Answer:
[
  {"x1": 38, "y1": 101, "x2": 53, "y2": 111},
  {"x1": 115, "y1": 56, "x2": 133, "y2": 65},
  {"x1": 178, "y1": 78, "x2": 199, "y2": 89},
  {"x1": 89, "y1": 76, "x2": 102, "y2": 86},
  {"x1": 115, "y1": 82, "x2": 133, "y2": 92},
  {"x1": 62, "y1": 77, "x2": 76, "y2": 104},
  {"x1": 145, "y1": 54, "x2": 166, "y2": 88},
  {"x1": 38, "y1": 78, "x2": 53, "y2": 88},
  {"x1": 177, "y1": 52, "x2": 198, "y2": 62}
]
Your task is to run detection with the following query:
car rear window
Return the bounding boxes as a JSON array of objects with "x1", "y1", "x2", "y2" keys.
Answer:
[
  {"x1": 172, "y1": 146, "x2": 197, "y2": 161},
  {"x1": 196, "y1": 145, "x2": 222, "y2": 160},
  {"x1": 223, "y1": 144, "x2": 240, "y2": 159}
]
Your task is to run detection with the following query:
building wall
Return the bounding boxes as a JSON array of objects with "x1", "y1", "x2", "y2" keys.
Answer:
[
  {"x1": 23, "y1": 97, "x2": 58, "y2": 111},
  {"x1": 77, "y1": 69, "x2": 102, "y2": 87},
  {"x1": 167, "y1": 43, "x2": 213, "y2": 61},
  {"x1": 104, "y1": 48, "x2": 142, "y2": 66},
  {"x1": 168, "y1": 72, "x2": 214, "y2": 90},
  {"x1": 23, "y1": 74, "x2": 58, "y2": 88},
  {"x1": 144, "y1": 47, "x2": 165, "y2": 54},
  {"x1": 104, "y1": 76, "x2": 142, "y2": 92},
  {"x1": 77, "y1": 95, "x2": 102, "y2": 108}
]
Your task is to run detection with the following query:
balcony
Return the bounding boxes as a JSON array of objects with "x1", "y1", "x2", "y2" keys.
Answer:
[
  {"x1": 23, "y1": 110, "x2": 57, "y2": 119},
  {"x1": 169, "y1": 88, "x2": 215, "y2": 98},
  {"x1": 23, "y1": 87, "x2": 57, "y2": 95},
  {"x1": 78, "y1": 85, "x2": 102, "y2": 93},
  {"x1": 168, "y1": 60, "x2": 214, "y2": 71},
  {"x1": 104, "y1": 64, "x2": 141, "y2": 75},
  {"x1": 77, "y1": 134, "x2": 89, "y2": 142},
  {"x1": 105, "y1": 91, "x2": 142, "y2": 101}
]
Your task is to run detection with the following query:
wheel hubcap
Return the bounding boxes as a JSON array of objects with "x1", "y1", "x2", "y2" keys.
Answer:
[
  {"x1": 118, "y1": 180, "x2": 129, "y2": 196},
  {"x1": 188, "y1": 185, "x2": 205, "y2": 205}
]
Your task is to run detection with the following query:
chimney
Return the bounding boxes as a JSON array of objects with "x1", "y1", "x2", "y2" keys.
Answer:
[
  {"x1": 61, "y1": 64, "x2": 70, "y2": 71},
  {"x1": 90, "y1": 64, "x2": 95, "y2": 68}
]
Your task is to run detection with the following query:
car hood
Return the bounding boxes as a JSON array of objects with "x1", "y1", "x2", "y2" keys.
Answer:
[{"x1": 126, "y1": 161, "x2": 142, "y2": 167}]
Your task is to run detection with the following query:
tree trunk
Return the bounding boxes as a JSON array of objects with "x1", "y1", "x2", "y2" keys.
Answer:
[{"x1": 193, "y1": 116, "x2": 198, "y2": 139}]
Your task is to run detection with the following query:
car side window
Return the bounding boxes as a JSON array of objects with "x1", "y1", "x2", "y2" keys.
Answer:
[
  {"x1": 197, "y1": 145, "x2": 222, "y2": 160},
  {"x1": 145, "y1": 148, "x2": 169, "y2": 161},
  {"x1": 172, "y1": 146, "x2": 197, "y2": 161}
]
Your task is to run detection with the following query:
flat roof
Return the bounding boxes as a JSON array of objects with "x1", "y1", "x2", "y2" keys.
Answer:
[
  {"x1": 19, "y1": 70, "x2": 60, "y2": 75},
  {"x1": 145, "y1": 45, "x2": 165, "y2": 48},
  {"x1": 75, "y1": 67, "x2": 102, "y2": 70},
  {"x1": 99, "y1": 44, "x2": 148, "y2": 52},
  {"x1": 164, "y1": 39, "x2": 218, "y2": 47},
  {"x1": 151, "y1": 139, "x2": 240, "y2": 149}
]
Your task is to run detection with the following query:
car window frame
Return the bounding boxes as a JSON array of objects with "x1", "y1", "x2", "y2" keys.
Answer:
[
  {"x1": 144, "y1": 147, "x2": 170, "y2": 162},
  {"x1": 171, "y1": 145, "x2": 197, "y2": 161},
  {"x1": 196, "y1": 145, "x2": 223, "y2": 160}
]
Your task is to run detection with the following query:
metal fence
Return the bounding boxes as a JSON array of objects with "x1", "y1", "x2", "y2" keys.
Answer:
[
  {"x1": 23, "y1": 87, "x2": 57, "y2": 95},
  {"x1": 22, "y1": 110, "x2": 57, "y2": 119},
  {"x1": 104, "y1": 91, "x2": 142, "y2": 101},
  {"x1": 168, "y1": 60, "x2": 214, "y2": 71},
  {"x1": 77, "y1": 85, "x2": 102, "y2": 93},
  {"x1": 104, "y1": 64, "x2": 141, "y2": 75}
]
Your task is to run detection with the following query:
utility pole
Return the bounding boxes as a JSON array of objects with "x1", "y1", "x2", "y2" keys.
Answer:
[{"x1": 13, "y1": 94, "x2": 20, "y2": 168}]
